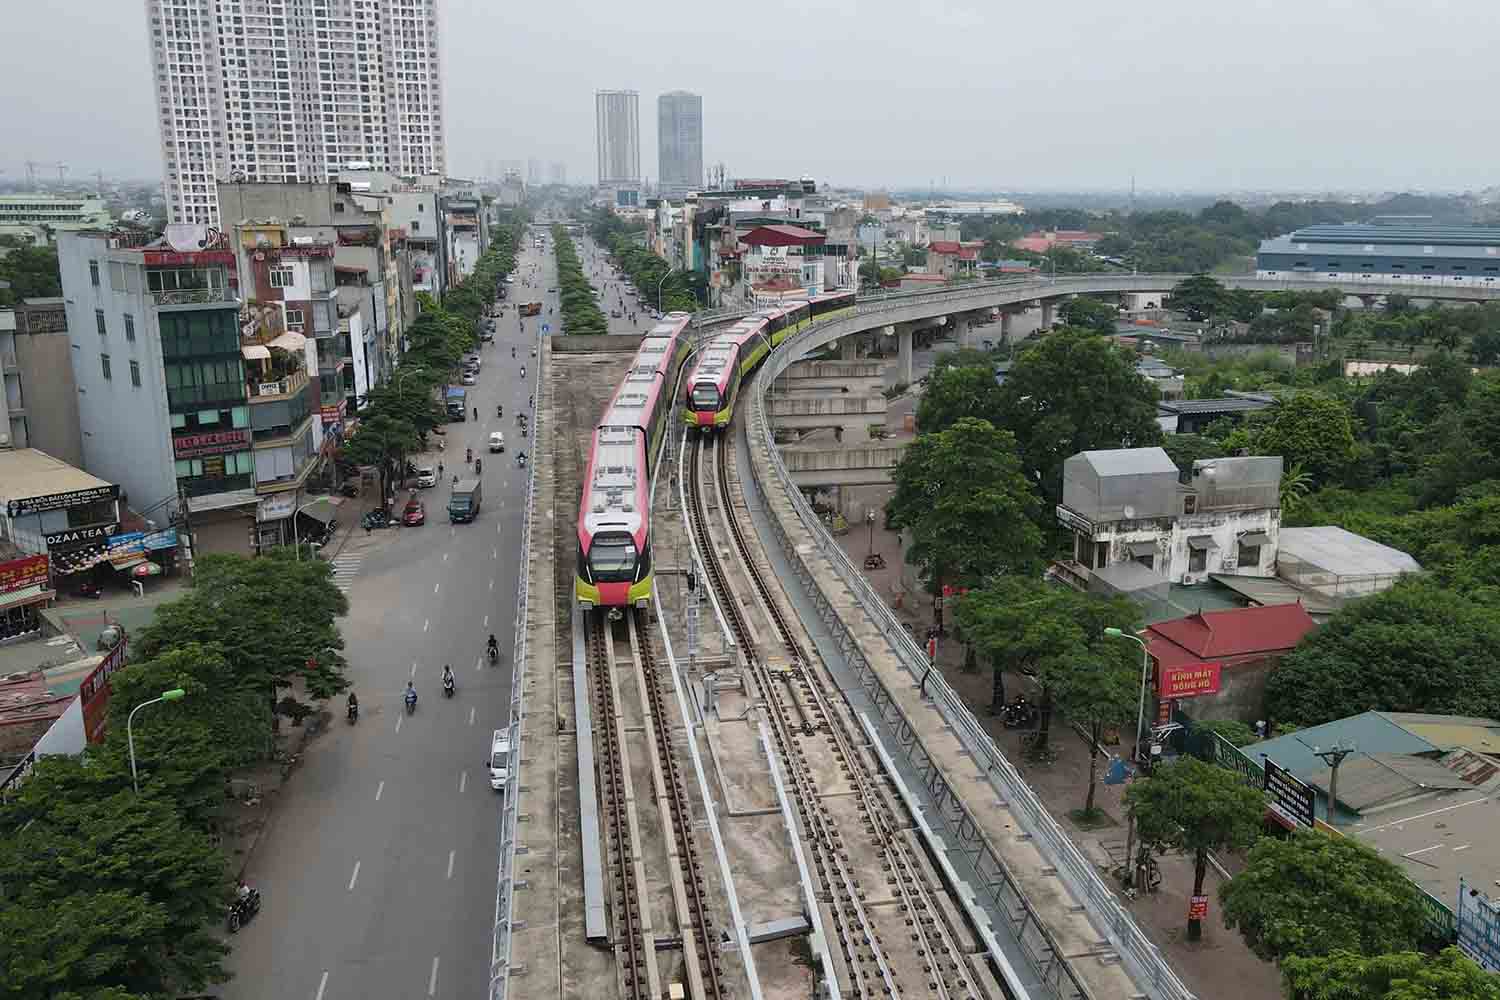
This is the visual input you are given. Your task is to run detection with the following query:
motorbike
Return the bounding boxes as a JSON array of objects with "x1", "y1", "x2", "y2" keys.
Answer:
[
  {"x1": 474, "y1": 458, "x2": 482, "y2": 475},
  {"x1": 347, "y1": 700, "x2": 359, "y2": 724},
  {"x1": 488, "y1": 643, "x2": 499, "y2": 665},
  {"x1": 361, "y1": 509, "x2": 392, "y2": 530},
  {"x1": 517, "y1": 454, "x2": 527, "y2": 469},
  {"x1": 405, "y1": 692, "x2": 417, "y2": 715},
  {"x1": 497, "y1": 404, "x2": 504, "y2": 418},
  {"x1": 227, "y1": 888, "x2": 262, "y2": 933},
  {"x1": 443, "y1": 675, "x2": 455, "y2": 698},
  {"x1": 1001, "y1": 696, "x2": 1036, "y2": 729}
]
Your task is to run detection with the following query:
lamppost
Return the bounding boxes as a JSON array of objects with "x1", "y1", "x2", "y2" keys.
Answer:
[
  {"x1": 1104, "y1": 626, "x2": 1152, "y2": 765},
  {"x1": 656, "y1": 265, "x2": 677, "y2": 316},
  {"x1": 127, "y1": 688, "x2": 187, "y2": 794}
]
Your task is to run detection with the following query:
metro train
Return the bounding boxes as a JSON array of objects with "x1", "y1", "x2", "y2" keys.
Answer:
[
  {"x1": 684, "y1": 290, "x2": 856, "y2": 430},
  {"x1": 574, "y1": 313, "x2": 693, "y2": 610}
]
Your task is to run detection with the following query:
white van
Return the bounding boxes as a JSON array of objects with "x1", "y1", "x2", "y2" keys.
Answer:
[{"x1": 489, "y1": 729, "x2": 511, "y2": 791}]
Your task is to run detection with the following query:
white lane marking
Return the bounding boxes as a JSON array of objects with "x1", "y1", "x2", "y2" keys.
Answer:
[
  {"x1": 1405, "y1": 844, "x2": 1443, "y2": 857},
  {"x1": 410, "y1": 661, "x2": 417, "y2": 678},
  {"x1": 446, "y1": 849, "x2": 456, "y2": 879},
  {"x1": 492, "y1": 547, "x2": 497, "y2": 559},
  {"x1": 1454, "y1": 844, "x2": 1472, "y2": 852},
  {"x1": 443, "y1": 552, "x2": 449, "y2": 562},
  {"x1": 395, "y1": 713, "x2": 403, "y2": 734},
  {"x1": 433, "y1": 582, "x2": 440, "y2": 594},
  {"x1": 428, "y1": 956, "x2": 440, "y2": 996},
  {"x1": 475, "y1": 655, "x2": 483, "y2": 673},
  {"x1": 376, "y1": 780, "x2": 385, "y2": 801},
  {"x1": 468, "y1": 706, "x2": 476, "y2": 726},
  {"x1": 348, "y1": 861, "x2": 361, "y2": 891},
  {"x1": 316, "y1": 971, "x2": 329, "y2": 1000},
  {"x1": 483, "y1": 614, "x2": 489, "y2": 627},
  {"x1": 497, "y1": 522, "x2": 502, "y2": 534},
  {"x1": 459, "y1": 770, "x2": 467, "y2": 794},
  {"x1": 423, "y1": 618, "x2": 430, "y2": 632}
]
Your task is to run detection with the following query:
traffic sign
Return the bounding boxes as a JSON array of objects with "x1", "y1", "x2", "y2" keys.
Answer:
[{"x1": 542, "y1": 323, "x2": 550, "y2": 333}]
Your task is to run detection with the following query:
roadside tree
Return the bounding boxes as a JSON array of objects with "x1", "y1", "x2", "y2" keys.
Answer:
[
  {"x1": 885, "y1": 419, "x2": 1042, "y2": 630},
  {"x1": 1280, "y1": 947, "x2": 1500, "y2": 1000},
  {"x1": 1171, "y1": 274, "x2": 1229, "y2": 321},
  {"x1": 1058, "y1": 295, "x2": 1119, "y2": 335},
  {"x1": 993, "y1": 328, "x2": 1162, "y2": 501},
  {"x1": 1125, "y1": 755, "x2": 1263, "y2": 941},
  {"x1": 1220, "y1": 832, "x2": 1430, "y2": 964},
  {"x1": 913, "y1": 362, "x2": 1004, "y2": 433}
]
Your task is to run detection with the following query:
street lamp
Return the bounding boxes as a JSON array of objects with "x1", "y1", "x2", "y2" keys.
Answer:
[
  {"x1": 1104, "y1": 626, "x2": 1152, "y2": 765},
  {"x1": 127, "y1": 688, "x2": 188, "y2": 794},
  {"x1": 656, "y1": 265, "x2": 677, "y2": 316}
]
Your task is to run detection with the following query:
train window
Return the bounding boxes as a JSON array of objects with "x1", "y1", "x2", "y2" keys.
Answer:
[
  {"x1": 590, "y1": 539, "x2": 637, "y2": 575},
  {"x1": 1421, "y1": 265, "x2": 1435, "y2": 271},
  {"x1": 1454, "y1": 265, "x2": 1468, "y2": 271},
  {"x1": 1486, "y1": 266, "x2": 1499, "y2": 272},
  {"x1": 1325, "y1": 261, "x2": 1341, "y2": 268},
  {"x1": 1391, "y1": 264, "x2": 1405, "y2": 270}
]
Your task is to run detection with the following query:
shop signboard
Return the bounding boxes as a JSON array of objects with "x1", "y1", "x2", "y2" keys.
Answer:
[
  {"x1": 7, "y1": 483, "x2": 119, "y2": 517},
  {"x1": 173, "y1": 429, "x2": 250, "y2": 459},
  {"x1": 143, "y1": 528, "x2": 179, "y2": 551},
  {"x1": 1457, "y1": 879, "x2": 1500, "y2": 973},
  {"x1": 79, "y1": 634, "x2": 129, "y2": 743},
  {"x1": 1188, "y1": 895, "x2": 1209, "y2": 921},
  {"x1": 1263, "y1": 757, "x2": 1316, "y2": 830},
  {"x1": 0, "y1": 554, "x2": 50, "y2": 594},
  {"x1": 1160, "y1": 662, "x2": 1222, "y2": 699},
  {"x1": 258, "y1": 494, "x2": 296, "y2": 522},
  {"x1": 45, "y1": 522, "x2": 120, "y2": 549}
]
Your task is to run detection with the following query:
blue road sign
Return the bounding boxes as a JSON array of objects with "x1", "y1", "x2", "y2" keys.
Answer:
[{"x1": 542, "y1": 323, "x2": 550, "y2": 333}]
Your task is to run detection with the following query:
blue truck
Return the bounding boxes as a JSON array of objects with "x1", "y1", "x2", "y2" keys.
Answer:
[{"x1": 445, "y1": 385, "x2": 467, "y2": 421}]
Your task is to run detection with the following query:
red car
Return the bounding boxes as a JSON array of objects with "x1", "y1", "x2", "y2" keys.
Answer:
[{"x1": 402, "y1": 499, "x2": 425, "y2": 526}]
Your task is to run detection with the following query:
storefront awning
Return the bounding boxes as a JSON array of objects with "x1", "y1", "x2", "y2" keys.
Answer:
[
  {"x1": 1128, "y1": 541, "x2": 1158, "y2": 557},
  {"x1": 0, "y1": 583, "x2": 54, "y2": 611},
  {"x1": 269, "y1": 331, "x2": 307, "y2": 351},
  {"x1": 110, "y1": 554, "x2": 149, "y2": 571},
  {"x1": 1187, "y1": 535, "x2": 1219, "y2": 551},
  {"x1": 298, "y1": 498, "x2": 338, "y2": 526},
  {"x1": 242, "y1": 344, "x2": 272, "y2": 361},
  {"x1": 51, "y1": 542, "x2": 111, "y2": 574},
  {"x1": 1238, "y1": 531, "x2": 1270, "y2": 547}
]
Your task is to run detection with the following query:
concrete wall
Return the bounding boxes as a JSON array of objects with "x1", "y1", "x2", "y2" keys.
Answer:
[
  {"x1": 14, "y1": 327, "x2": 83, "y2": 467},
  {"x1": 1168, "y1": 655, "x2": 1279, "y2": 724},
  {"x1": 549, "y1": 334, "x2": 643, "y2": 354}
]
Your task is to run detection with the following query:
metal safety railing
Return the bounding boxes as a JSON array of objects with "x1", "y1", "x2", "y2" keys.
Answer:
[
  {"x1": 746, "y1": 310, "x2": 1197, "y2": 1000},
  {"x1": 491, "y1": 331, "x2": 543, "y2": 1000}
]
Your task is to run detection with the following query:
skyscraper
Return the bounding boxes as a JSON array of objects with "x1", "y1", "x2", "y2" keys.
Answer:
[
  {"x1": 657, "y1": 91, "x2": 703, "y2": 198},
  {"x1": 595, "y1": 90, "x2": 641, "y2": 187},
  {"x1": 146, "y1": 0, "x2": 446, "y2": 226}
]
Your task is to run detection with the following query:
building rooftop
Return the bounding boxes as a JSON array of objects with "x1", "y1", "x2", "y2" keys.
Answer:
[
  {"x1": 1077, "y1": 446, "x2": 1178, "y2": 479},
  {"x1": 927, "y1": 240, "x2": 981, "y2": 259},
  {"x1": 1382, "y1": 713, "x2": 1500, "y2": 754},
  {"x1": 1158, "y1": 396, "x2": 1277, "y2": 416},
  {"x1": 1208, "y1": 573, "x2": 1344, "y2": 618},
  {"x1": 1282, "y1": 223, "x2": 1500, "y2": 247},
  {"x1": 1145, "y1": 602, "x2": 1317, "y2": 668},
  {"x1": 1247, "y1": 712, "x2": 1438, "y2": 783},
  {"x1": 0, "y1": 449, "x2": 115, "y2": 506},
  {"x1": 1277, "y1": 525, "x2": 1422, "y2": 578},
  {"x1": 742, "y1": 224, "x2": 826, "y2": 247}
]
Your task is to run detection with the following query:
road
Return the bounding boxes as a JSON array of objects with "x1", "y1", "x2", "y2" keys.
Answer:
[{"x1": 222, "y1": 236, "x2": 552, "y2": 1000}]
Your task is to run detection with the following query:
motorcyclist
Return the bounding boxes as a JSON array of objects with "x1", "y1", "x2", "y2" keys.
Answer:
[
  {"x1": 497, "y1": 403, "x2": 503, "y2": 419},
  {"x1": 466, "y1": 447, "x2": 473, "y2": 464},
  {"x1": 237, "y1": 880, "x2": 253, "y2": 902},
  {"x1": 443, "y1": 664, "x2": 455, "y2": 687},
  {"x1": 517, "y1": 451, "x2": 528, "y2": 467},
  {"x1": 487, "y1": 633, "x2": 498, "y2": 655},
  {"x1": 520, "y1": 366, "x2": 526, "y2": 379},
  {"x1": 473, "y1": 406, "x2": 479, "y2": 422},
  {"x1": 405, "y1": 681, "x2": 418, "y2": 707},
  {"x1": 474, "y1": 457, "x2": 482, "y2": 475},
  {"x1": 511, "y1": 346, "x2": 516, "y2": 358},
  {"x1": 347, "y1": 691, "x2": 359, "y2": 718}
]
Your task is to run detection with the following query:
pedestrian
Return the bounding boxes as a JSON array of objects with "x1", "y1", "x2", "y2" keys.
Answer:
[
  {"x1": 438, "y1": 460, "x2": 444, "y2": 479},
  {"x1": 474, "y1": 406, "x2": 479, "y2": 422}
]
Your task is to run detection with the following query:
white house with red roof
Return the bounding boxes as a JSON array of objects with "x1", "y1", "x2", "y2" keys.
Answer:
[{"x1": 925, "y1": 240, "x2": 984, "y2": 278}]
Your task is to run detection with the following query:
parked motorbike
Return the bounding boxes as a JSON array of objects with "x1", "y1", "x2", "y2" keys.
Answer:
[
  {"x1": 1001, "y1": 696, "x2": 1036, "y2": 729},
  {"x1": 361, "y1": 509, "x2": 392, "y2": 530},
  {"x1": 347, "y1": 701, "x2": 358, "y2": 724},
  {"x1": 226, "y1": 888, "x2": 262, "y2": 933}
]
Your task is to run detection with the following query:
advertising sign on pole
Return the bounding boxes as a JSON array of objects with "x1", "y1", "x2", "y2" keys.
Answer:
[
  {"x1": 1263, "y1": 757, "x2": 1316, "y2": 830},
  {"x1": 1188, "y1": 895, "x2": 1209, "y2": 921}
]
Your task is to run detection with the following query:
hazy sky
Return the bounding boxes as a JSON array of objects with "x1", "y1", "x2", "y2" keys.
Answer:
[{"x1": 4, "y1": 0, "x2": 1498, "y2": 193}]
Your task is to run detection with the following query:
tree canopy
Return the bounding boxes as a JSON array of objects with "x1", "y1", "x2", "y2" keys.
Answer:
[
  {"x1": 1253, "y1": 393, "x2": 1358, "y2": 486},
  {"x1": 1280, "y1": 948, "x2": 1500, "y2": 1000},
  {"x1": 914, "y1": 362, "x2": 1005, "y2": 434},
  {"x1": 0, "y1": 244, "x2": 62, "y2": 307},
  {"x1": 1057, "y1": 294, "x2": 1120, "y2": 335},
  {"x1": 1265, "y1": 577, "x2": 1500, "y2": 727},
  {"x1": 885, "y1": 418, "x2": 1043, "y2": 605},
  {"x1": 553, "y1": 224, "x2": 608, "y2": 334},
  {"x1": 1219, "y1": 833, "x2": 1431, "y2": 964},
  {"x1": 992, "y1": 328, "x2": 1162, "y2": 500}
]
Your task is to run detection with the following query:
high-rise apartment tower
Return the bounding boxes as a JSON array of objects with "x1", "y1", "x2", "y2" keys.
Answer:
[
  {"x1": 146, "y1": 0, "x2": 446, "y2": 226},
  {"x1": 657, "y1": 91, "x2": 703, "y2": 198},
  {"x1": 595, "y1": 90, "x2": 641, "y2": 187}
]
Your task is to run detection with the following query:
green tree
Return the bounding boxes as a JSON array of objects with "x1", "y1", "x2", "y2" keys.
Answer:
[
  {"x1": 1171, "y1": 274, "x2": 1229, "y2": 321},
  {"x1": 0, "y1": 758, "x2": 230, "y2": 998},
  {"x1": 1058, "y1": 295, "x2": 1119, "y2": 335},
  {"x1": 913, "y1": 363, "x2": 1004, "y2": 433},
  {"x1": 0, "y1": 244, "x2": 63, "y2": 306},
  {"x1": 994, "y1": 328, "x2": 1163, "y2": 501},
  {"x1": 954, "y1": 578, "x2": 1140, "y2": 760},
  {"x1": 1195, "y1": 719, "x2": 1259, "y2": 747},
  {"x1": 1160, "y1": 433, "x2": 1227, "y2": 476},
  {"x1": 1220, "y1": 833, "x2": 1430, "y2": 964},
  {"x1": 1280, "y1": 948, "x2": 1500, "y2": 1000},
  {"x1": 1265, "y1": 578, "x2": 1500, "y2": 727},
  {"x1": 1125, "y1": 755, "x2": 1263, "y2": 941},
  {"x1": 886, "y1": 419, "x2": 1043, "y2": 629},
  {"x1": 1049, "y1": 646, "x2": 1139, "y2": 817},
  {"x1": 1469, "y1": 328, "x2": 1500, "y2": 366},
  {"x1": 1253, "y1": 393, "x2": 1357, "y2": 486}
]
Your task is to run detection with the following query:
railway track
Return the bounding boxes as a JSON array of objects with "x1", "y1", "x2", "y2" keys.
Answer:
[
  {"x1": 588, "y1": 608, "x2": 728, "y2": 1000},
  {"x1": 687, "y1": 431, "x2": 987, "y2": 1000}
]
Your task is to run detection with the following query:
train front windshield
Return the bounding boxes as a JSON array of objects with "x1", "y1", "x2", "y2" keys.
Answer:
[
  {"x1": 589, "y1": 534, "x2": 638, "y2": 579},
  {"x1": 691, "y1": 384, "x2": 720, "y2": 410}
]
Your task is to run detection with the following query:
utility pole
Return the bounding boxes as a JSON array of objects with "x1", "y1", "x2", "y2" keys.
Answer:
[
  {"x1": 176, "y1": 481, "x2": 197, "y2": 579},
  {"x1": 1312, "y1": 742, "x2": 1356, "y2": 826}
]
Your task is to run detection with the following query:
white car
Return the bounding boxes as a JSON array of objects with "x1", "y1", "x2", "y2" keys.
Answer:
[
  {"x1": 488, "y1": 431, "x2": 505, "y2": 453},
  {"x1": 489, "y1": 729, "x2": 511, "y2": 791},
  {"x1": 461, "y1": 372, "x2": 476, "y2": 386},
  {"x1": 415, "y1": 466, "x2": 436, "y2": 488}
]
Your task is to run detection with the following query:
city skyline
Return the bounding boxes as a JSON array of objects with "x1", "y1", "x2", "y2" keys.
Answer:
[{"x1": 5, "y1": 0, "x2": 1500, "y2": 192}]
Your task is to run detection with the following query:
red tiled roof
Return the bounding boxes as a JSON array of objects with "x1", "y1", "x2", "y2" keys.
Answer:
[
  {"x1": 1145, "y1": 602, "x2": 1317, "y2": 668},
  {"x1": 743, "y1": 224, "x2": 825, "y2": 247}
]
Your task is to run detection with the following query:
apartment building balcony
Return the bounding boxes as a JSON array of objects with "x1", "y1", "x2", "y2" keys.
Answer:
[
  {"x1": 154, "y1": 286, "x2": 238, "y2": 309},
  {"x1": 248, "y1": 366, "x2": 309, "y2": 403}
]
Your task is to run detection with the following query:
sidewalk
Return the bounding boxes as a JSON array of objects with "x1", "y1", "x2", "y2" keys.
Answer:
[{"x1": 833, "y1": 527, "x2": 1284, "y2": 1000}]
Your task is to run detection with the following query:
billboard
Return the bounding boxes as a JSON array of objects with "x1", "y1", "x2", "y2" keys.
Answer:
[
  {"x1": 1263, "y1": 758, "x2": 1316, "y2": 830},
  {"x1": 1160, "y1": 662, "x2": 1222, "y2": 699},
  {"x1": 1458, "y1": 879, "x2": 1500, "y2": 973},
  {"x1": 0, "y1": 553, "x2": 50, "y2": 594}
]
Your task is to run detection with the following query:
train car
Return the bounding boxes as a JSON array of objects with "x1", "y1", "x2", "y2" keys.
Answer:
[
  {"x1": 575, "y1": 313, "x2": 692, "y2": 609},
  {"x1": 683, "y1": 316, "x2": 773, "y2": 430},
  {"x1": 809, "y1": 289, "x2": 857, "y2": 323}
]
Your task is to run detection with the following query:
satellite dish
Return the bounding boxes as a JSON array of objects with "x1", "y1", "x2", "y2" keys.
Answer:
[
  {"x1": 1123, "y1": 505, "x2": 1136, "y2": 519},
  {"x1": 165, "y1": 223, "x2": 208, "y2": 253}
]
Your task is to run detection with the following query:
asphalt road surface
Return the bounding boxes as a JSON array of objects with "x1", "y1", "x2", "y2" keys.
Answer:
[{"x1": 222, "y1": 237, "x2": 551, "y2": 1000}]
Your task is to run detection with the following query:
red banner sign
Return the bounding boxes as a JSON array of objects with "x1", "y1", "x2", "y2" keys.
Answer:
[
  {"x1": 1160, "y1": 662, "x2": 1222, "y2": 699},
  {"x1": 1188, "y1": 895, "x2": 1209, "y2": 921},
  {"x1": 0, "y1": 554, "x2": 49, "y2": 594},
  {"x1": 173, "y1": 429, "x2": 250, "y2": 458},
  {"x1": 80, "y1": 635, "x2": 129, "y2": 743}
]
